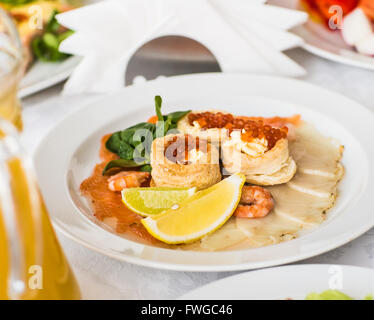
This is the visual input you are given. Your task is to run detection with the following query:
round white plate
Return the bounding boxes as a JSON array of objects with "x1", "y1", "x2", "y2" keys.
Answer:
[
  {"x1": 33, "y1": 73, "x2": 374, "y2": 272},
  {"x1": 180, "y1": 264, "x2": 374, "y2": 299},
  {"x1": 270, "y1": 0, "x2": 374, "y2": 71},
  {"x1": 19, "y1": 56, "x2": 80, "y2": 98}
]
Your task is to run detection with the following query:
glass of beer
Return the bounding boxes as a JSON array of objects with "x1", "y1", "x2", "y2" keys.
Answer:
[
  {"x1": 0, "y1": 120, "x2": 81, "y2": 300},
  {"x1": 0, "y1": 8, "x2": 24, "y2": 131}
]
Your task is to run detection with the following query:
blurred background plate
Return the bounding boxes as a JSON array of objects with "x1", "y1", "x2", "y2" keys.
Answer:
[
  {"x1": 180, "y1": 264, "x2": 374, "y2": 300},
  {"x1": 19, "y1": 56, "x2": 81, "y2": 98},
  {"x1": 269, "y1": 0, "x2": 374, "y2": 71}
]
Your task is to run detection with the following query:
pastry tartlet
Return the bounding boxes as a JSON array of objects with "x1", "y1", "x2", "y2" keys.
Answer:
[
  {"x1": 221, "y1": 121, "x2": 297, "y2": 185},
  {"x1": 150, "y1": 134, "x2": 221, "y2": 190}
]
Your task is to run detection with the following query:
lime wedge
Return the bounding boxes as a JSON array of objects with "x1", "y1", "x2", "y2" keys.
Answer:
[{"x1": 122, "y1": 187, "x2": 196, "y2": 217}]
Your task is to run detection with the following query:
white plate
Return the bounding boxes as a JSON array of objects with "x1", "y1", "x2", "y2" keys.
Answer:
[
  {"x1": 180, "y1": 264, "x2": 374, "y2": 299},
  {"x1": 270, "y1": 0, "x2": 374, "y2": 71},
  {"x1": 33, "y1": 73, "x2": 374, "y2": 272},
  {"x1": 19, "y1": 56, "x2": 80, "y2": 98}
]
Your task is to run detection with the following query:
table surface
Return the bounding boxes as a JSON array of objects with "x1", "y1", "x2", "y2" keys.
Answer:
[{"x1": 21, "y1": 48, "x2": 374, "y2": 300}]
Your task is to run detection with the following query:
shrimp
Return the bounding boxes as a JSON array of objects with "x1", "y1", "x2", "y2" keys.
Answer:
[
  {"x1": 234, "y1": 185, "x2": 275, "y2": 218},
  {"x1": 107, "y1": 171, "x2": 150, "y2": 192}
]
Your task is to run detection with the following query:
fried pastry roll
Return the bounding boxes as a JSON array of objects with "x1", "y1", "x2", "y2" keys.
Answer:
[
  {"x1": 222, "y1": 122, "x2": 297, "y2": 186},
  {"x1": 150, "y1": 134, "x2": 221, "y2": 190}
]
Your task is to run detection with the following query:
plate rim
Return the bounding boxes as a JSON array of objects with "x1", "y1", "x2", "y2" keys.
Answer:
[
  {"x1": 178, "y1": 263, "x2": 374, "y2": 299},
  {"x1": 19, "y1": 56, "x2": 80, "y2": 98},
  {"x1": 299, "y1": 29, "x2": 374, "y2": 71},
  {"x1": 33, "y1": 72, "x2": 374, "y2": 272}
]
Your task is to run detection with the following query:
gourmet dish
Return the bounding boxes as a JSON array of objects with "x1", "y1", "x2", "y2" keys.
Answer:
[
  {"x1": 0, "y1": 0, "x2": 78, "y2": 66},
  {"x1": 302, "y1": 0, "x2": 374, "y2": 55},
  {"x1": 80, "y1": 96, "x2": 344, "y2": 251}
]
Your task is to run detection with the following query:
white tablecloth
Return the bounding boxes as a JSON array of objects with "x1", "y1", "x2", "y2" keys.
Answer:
[{"x1": 21, "y1": 48, "x2": 374, "y2": 300}]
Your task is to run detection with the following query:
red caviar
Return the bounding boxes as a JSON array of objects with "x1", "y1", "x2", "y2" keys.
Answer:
[{"x1": 188, "y1": 112, "x2": 288, "y2": 150}]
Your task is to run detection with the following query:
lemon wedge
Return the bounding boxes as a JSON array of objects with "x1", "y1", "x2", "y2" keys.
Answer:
[
  {"x1": 122, "y1": 187, "x2": 196, "y2": 217},
  {"x1": 141, "y1": 174, "x2": 245, "y2": 244}
]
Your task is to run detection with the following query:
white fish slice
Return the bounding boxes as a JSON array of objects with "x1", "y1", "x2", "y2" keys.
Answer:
[
  {"x1": 236, "y1": 213, "x2": 299, "y2": 248},
  {"x1": 199, "y1": 218, "x2": 247, "y2": 251},
  {"x1": 268, "y1": 185, "x2": 333, "y2": 227},
  {"x1": 290, "y1": 124, "x2": 343, "y2": 177},
  {"x1": 287, "y1": 171, "x2": 339, "y2": 199}
]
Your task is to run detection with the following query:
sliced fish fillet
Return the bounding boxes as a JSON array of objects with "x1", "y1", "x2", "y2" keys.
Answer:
[
  {"x1": 289, "y1": 123, "x2": 343, "y2": 177},
  {"x1": 199, "y1": 218, "x2": 248, "y2": 251},
  {"x1": 268, "y1": 185, "x2": 333, "y2": 227},
  {"x1": 186, "y1": 122, "x2": 344, "y2": 251},
  {"x1": 287, "y1": 171, "x2": 339, "y2": 198},
  {"x1": 235, "y1": 213, "x2": 299, "y2": 248}
]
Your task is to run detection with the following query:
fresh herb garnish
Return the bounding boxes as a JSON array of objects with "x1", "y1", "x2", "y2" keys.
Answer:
[
  {"x1": 0, "y1": 0, "x2": 35, "y2": 5},
  {"x1": 31, "y1": 10, "x2": 73, "y2": 62},
  {"x1": 155, "y1": 95, "x2": 163, "y2": 121},
  {"x1": 102, "y1": 159, "x2": 148, "y2": 173},
  {"x1": 102, "y1": 96, "x2": 190, "y2": 175}
]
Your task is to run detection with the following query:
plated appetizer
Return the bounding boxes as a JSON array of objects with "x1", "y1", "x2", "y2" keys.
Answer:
[
  {"x1": 302, "y1": 0, "x2": 374, "y2": 55},
  {"x1": 80, "y1": 96, "x2": 344, "y2": 251},
  {"x1": 0, "y1": 0, "x2": 77, "y2": 66}
]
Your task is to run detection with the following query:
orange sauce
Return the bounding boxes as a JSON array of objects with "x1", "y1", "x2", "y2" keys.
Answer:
[{"x1": 80, "y1": 134, "x2": 168, "y2": 247}]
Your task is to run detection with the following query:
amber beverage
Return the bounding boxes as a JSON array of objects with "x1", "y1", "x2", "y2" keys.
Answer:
[
  {"x1": 0, "y1": 8, "x2": 24, "y2": 130},
  {"x1": 0, "y1": 121, "x2": 80, "y2": 299}
]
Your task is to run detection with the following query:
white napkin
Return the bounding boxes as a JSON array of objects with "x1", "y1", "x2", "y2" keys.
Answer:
[{"x1": 57, "y1": 0, "x2": 308, "y2": 95}]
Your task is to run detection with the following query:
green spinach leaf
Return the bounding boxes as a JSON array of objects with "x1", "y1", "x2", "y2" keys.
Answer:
[
  {"x1": 103, "y1": 96, "x2": 190, "y2": 175},
  {"x1": 165, "y1": 110, "x2": 191, "y2": 123},
  {"x1": 139, "y1": 164, "x2": 152, "y2": 172},
  {"x1": 105, "y1": 132, "x2": 123, "y2": 153},
  {"x1": 118, "y1": 141, "x2": 134, "y2": 160},
  {"x1": 102, "y1": 159, "x2": 146, "y2": 175}
]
